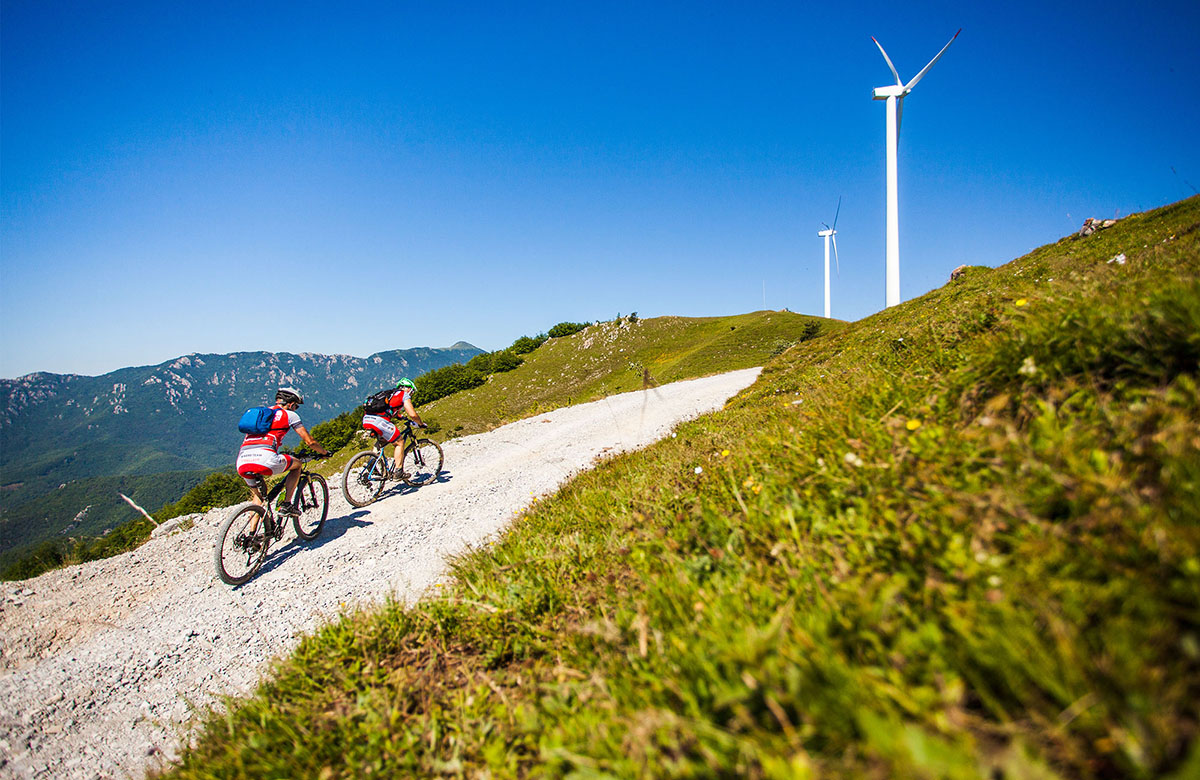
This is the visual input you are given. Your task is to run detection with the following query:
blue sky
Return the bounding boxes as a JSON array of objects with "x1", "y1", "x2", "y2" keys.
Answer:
[{"x1": 3, "y1": 1, "x2": 1198, "y2": 379}]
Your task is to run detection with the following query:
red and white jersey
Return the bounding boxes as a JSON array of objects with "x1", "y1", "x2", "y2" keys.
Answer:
[
  {"x1": 238, "y1": 405, "x2": 302, "y2": 454},
  {"x1": 384, "y1": 387, "x2": 413, "y2": 418}
]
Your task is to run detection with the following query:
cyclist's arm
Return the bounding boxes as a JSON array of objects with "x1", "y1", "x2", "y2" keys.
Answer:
[
  {"x1": 402, "y1": 397, "x2": 425, "y2": 427},
  {"x1": 294, "y1": 424, "x2": 330, "y2": 456}
]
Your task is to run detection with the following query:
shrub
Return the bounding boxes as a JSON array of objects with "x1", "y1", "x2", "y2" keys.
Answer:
[
  {"x1": 510, "y1": 334, "x2": 547, "y2": 354},
  {"x1": 1, "y1": 539, "x2": 70, "y2": 581},
  {"x1": 465, "y1": 352, "x2": 494, "y2": 374},
  {"x1": 548, "y1": 321, "x2": 588, "y2": 339},
  {"x1": 415, "y1": 364, "x2": 486, "y2": 407},
  {"x1": 490, "y1": 350, "x2": 523, "y2": 373}
]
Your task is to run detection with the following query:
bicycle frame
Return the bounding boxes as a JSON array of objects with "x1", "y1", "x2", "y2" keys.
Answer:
[
  {"x1": 246, "y1": 459, "x2": 318, "y2": 533},
  {"x1": 369, "y1": 419, "x2": 424, "y2": 465},
  {"x1": 215, "y1": 455, "x2": 329, "y2": 585},
  {"x1": 342, "y1": 417, "x2": 442, "y2": 507}
]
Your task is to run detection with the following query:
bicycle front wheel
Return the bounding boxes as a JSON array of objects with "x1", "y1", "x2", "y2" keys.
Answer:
[
  {"x1": 293, "y1": 473, "x2": 329, "y2": 540},
  {"x1": 401, "y1": 439, "x2": 444, "y2": 487},
  {"x1": 342, "y1": 450, "x2": 387, "y2": 507},
  {"x1": 215, "y1": 503, "x2": 268, "y2": 585}
]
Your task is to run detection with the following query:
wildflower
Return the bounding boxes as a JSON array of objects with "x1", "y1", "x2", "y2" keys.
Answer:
[
  {"x1": 906, "y1": 419, "x2": 922, "y2": 431},
  {"x1": 1018, "y1": 356, "x2": 1038, "y2": 377},
  {"x1": 694, "y1": 466, "x2": 703, "y2": 475},
  {"x1": 1015, "y1": 298, "x2": 1028, "y2": 307},
  {"x1": 843, "y1": 452, "x2": 864, "y2": 468},
  {"x1": 743, "y1": 477, "x2": 755, "y2": 489},
  {"x1": 720, "y1": 449, "x2": 731, "y2": 458},
  {"x1": 752, "y1": 484, "x2": 763, "y2": 495}
]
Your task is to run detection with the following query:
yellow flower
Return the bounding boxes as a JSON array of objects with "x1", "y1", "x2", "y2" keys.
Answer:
[
  {"x1": 1015, "y1": 298, "x2": 1028, "y2": 307},
  {"x1": 906, "y1": 419, "x2": 922, "y2": 431},
  {"x1": 720, "y1": 449, "x2": 731, "y2": 458},
  {"x1": 752, "y1": 484, "x2": 763, "y2": 495},
  {"x1": 742, "y1": 477, "x2": 755, "y2": 488}
]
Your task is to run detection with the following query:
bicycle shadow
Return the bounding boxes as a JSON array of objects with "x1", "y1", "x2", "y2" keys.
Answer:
[
  {"x1": 250, "y1": 509, "x2": 374, "y2": 581},
  {"x1": 376, "y1": 470, "x2": 454, "y2": 500}
]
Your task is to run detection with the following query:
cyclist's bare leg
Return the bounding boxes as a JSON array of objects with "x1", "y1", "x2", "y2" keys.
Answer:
[
  {"x1": 282, "y1": 462, "x2": 302, "y2": 504},
  {"x1": 242, "y1": 482, "x2": 266, "y2": 532}
]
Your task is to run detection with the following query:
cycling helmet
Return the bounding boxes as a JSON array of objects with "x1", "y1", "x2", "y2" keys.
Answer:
[
  {"x1": 276, "y1": 386, "x2": 304, "y2": 405},
  {"x1": 396, "y1": 378, "x2": 416, "y2": 391}
]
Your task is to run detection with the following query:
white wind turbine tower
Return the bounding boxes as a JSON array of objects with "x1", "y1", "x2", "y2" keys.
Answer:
[
  {"x1": 817, "y1": 197, "x2": 841, "y2": 318},
  {"x1": 872, "y1": 29, "x2": 960, "y2": 308}
]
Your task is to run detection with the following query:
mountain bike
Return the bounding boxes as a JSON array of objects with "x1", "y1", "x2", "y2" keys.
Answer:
[
  {"x1": 341, "y1": 419, "x2": 444, "y2": 507},
  {"x1": 214, "y1": 456, "x2": 330, "y2": 586}
]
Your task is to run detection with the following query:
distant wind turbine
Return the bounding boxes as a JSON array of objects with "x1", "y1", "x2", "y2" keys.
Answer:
[
  {"x1": 872, "y1": 29, "x2": 960, "y2": 308},
  {"x1": 817, "y1": 197, "x2": 841, "y2": 319}
]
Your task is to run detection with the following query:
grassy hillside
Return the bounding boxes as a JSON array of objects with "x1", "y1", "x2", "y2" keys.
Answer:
[
  {"x1": 161, "y1": 196, "x2": 1200, "y2": 778},
  {"x1": 421, "y1": 310, "x2": 830, "y2": 438}
]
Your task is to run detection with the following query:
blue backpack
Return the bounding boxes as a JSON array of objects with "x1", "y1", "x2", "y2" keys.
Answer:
[{"x1": 238, "y1": 406, "x2": 279, "y2": 435}]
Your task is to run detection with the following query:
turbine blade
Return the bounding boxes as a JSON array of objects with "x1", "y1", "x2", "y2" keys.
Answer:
[
  {"x1": 872, "y1": 36, "x2": 902, "y2": 86},
  {"x1": 832, "y1": 196, "x2": 842, "y2": 231},
  {"x1": 832, "y1": 235, "x2": 841, "y2": 277},
  {"x1": 821, "y1": 221, "x2": 831, "y2": 231},
  {"x1": 904, "y1": 28, "x2": 961, "y2": 92}
]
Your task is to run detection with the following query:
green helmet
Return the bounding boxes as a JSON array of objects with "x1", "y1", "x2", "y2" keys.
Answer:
[{"x1": 396, "y1": 378, "x2": 416, "y2": 391}]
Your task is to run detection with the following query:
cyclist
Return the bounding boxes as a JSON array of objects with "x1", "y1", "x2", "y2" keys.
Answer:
[
  {"x1": 361, "y1": 378, "x2": 426, "y2": 476},
  {"x1": 236, "y1": 387, "x2": 330, "y2": 515}
]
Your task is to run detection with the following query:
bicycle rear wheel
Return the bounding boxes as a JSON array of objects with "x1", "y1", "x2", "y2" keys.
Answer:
[
  {"x1": 293, "y1": 473, "x2": 329, "y2": 540},
  {"x1": 401, "y1": 439, "x2": 444, "y2": 487},
  {"x1": 342, "y1": 449, "x2": 388, "y2": 507},
  {"x1": 215, "y1": 503, "x2": 268, "y2": 585}
]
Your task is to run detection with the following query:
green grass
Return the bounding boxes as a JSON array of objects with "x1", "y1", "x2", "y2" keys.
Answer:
[
  {"x1": 422, "y1": 310, "x2": 831, "y2": 438},
  {"x1": 161, "y1": 195, "x2": 1197, "y2": 778}
]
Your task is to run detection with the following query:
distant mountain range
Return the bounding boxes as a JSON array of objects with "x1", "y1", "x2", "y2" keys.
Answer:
[{"x1": 0, "y1": 344, "x2": 481, "y2": 551}]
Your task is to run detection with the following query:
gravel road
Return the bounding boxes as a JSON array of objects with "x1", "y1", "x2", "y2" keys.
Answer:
[{"x1": 0, "y1": 367, "x2": 760, "y2": 779}]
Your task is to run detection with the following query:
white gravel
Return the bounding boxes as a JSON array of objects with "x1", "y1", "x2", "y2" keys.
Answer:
[{"x1": 0, "y1": 368, "x2": 760, "y2": 779}]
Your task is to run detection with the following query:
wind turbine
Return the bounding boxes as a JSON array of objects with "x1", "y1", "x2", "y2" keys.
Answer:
[
  {"x1": 817, "y1": 197, "x2": 841, "y2": 319},
  {"x1": 871, "y1": 29, "x2": 960, "y2": 308}
]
